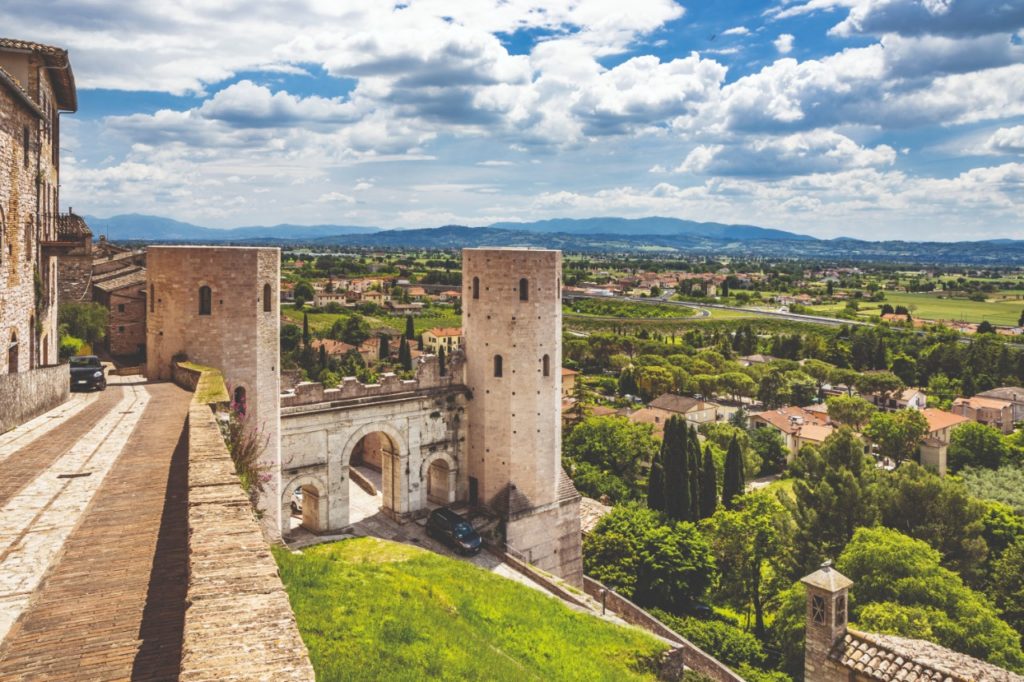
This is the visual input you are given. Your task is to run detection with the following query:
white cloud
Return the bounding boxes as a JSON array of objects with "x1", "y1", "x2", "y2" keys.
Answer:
[
  {"x1": 722, "y1": 26, "x2": 750, "y2": 36},
  {"x1": 775, "y1": 0, "x2": 1024, "y2": 38},
  {"x1": 986, "y1": 126, "x2": 1024, "y2": 155},
  {"x1": 774, "y1": 34, "x2": 795, "y2": 54},
  {"x1": 317, "y1": 192, "x2": 356, "y2": 204}
]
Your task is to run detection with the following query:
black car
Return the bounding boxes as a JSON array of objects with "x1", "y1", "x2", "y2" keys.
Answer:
[
  {"x1": 69, "y1": 355, "x2": 106, "y2": 391},
  {"x1": 426, "y1": 507, "x2": 482, "y2": 555}
]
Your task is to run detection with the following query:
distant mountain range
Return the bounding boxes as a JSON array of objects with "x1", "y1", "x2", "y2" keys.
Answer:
[{"x1": 83, "y1": 213, "x2": 1024, "y2": 264}]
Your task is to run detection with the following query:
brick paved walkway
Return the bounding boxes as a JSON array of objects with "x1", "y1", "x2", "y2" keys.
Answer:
[{"x1": 0, "y1": 380, "x2": 191, "y2": 681}]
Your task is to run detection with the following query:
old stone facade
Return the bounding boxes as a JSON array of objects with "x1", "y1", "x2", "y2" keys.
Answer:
[
  {"x1": 462, "y1": 248, "x2": 582, "y2": 585},
  {"x1": 93, "y1": 268, "x2": 147, "y2": 357},
  {"x1": 55, "y1": 212, "x2": 92, "y2": 304},
  {"x1": 280, "y1": 354, "x2": 468, "y2": 535},
  {"x1": 0, "y1": 39, "x2": 77, "y2": 375},
  {"x1": 146, "y1": 246, "x2": 282, "y2": 537}
]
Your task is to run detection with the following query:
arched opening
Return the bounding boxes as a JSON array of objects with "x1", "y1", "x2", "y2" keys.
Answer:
[
  {"x1": 198, "y1": 285, "x2": 212, "y2": 315},
  {"x1": 519, "y1": 277, "x2": 529, "y2": 301},
  {"x1": 543, "y1": 354, "x2": 550, "y2": 377},
  {"x1": 472, "y1": 276, "x2": 480, "y2": 299},
  {"x1": 427, "y1": 458, "x2": 452, "y2": 505},
  {"x1": 349, "y1": 431, "x2": 401, "y2": 521},
  {"x1": 283, "y1": 477, "x2": 328, "y2": 534},
  {"x1": 494, "y1": 354, "x2": 503, "y2": 377},
  {"x1": 263, "y1": 283, "x2": 272, "y2": 312},
  {"x1": 8, "y1": 331, "x2": 18, "y2": 374},
  {"x1": 233, "y1": 386, "x2": 247, "y2": 416}
]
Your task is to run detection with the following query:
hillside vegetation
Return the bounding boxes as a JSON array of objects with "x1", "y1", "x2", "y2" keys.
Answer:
[{"x1": 273, "y1": 538, "x2": 667, "y2": 682}]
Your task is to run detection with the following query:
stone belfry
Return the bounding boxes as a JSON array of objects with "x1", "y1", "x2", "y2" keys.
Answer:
[{"x1": 462, "y1": 248, "x2": 582, "y2": 585}]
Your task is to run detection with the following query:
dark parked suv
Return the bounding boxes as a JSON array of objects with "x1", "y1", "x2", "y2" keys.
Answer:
[
  {"x1": 426, "y1": 507, "x2": 482, "y2": 555},
  {"x1": 69, "y1": 355, "x2": 106, "y2": 391}
]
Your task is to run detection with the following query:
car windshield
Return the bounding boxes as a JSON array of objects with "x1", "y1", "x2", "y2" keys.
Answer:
[
  {"x1": 453, "y1": 522, "x2": 474, "y2": 538},
  {"x1": 70, "y1": 357, "x2": 100, "y2": 367}
]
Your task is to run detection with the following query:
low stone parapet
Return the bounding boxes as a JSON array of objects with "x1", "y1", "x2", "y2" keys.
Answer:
[
  {"x1": 0, "y1": 363, "x2": 70, "y2": 434},
  {"x1": 180, "y1": 369, "x2": 314, "y2": 682}
]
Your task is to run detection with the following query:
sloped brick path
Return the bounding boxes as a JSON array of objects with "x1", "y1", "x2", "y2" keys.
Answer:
[{"x1": 0, "y1": 380, "x2": 191, "y2": 681}]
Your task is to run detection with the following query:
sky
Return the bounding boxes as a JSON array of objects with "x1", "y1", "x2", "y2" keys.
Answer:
[{"x1": 5, "y1": 0, "x2": 1024, "y2": 240}]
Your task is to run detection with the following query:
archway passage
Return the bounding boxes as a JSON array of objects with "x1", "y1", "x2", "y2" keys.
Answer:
[
  {"x1": 284, "y1": 478, "x2": 328, "y2": 534},
  {"x1": 427, "y1": 458, "x2": 451, "y2": 505},
  {"x1": 349, "y1": 431, "x2": 400, "y2": 521}
]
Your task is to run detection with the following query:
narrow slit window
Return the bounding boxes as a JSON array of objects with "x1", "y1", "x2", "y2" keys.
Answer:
[
  {"x1": 150, "y1": 284, "x2": 155, "y2": 313},
  {"x1": 263, "y1": 283, "x2": 272, "y2": 312},
  {"x1": 473, "y1": 276, "x2": 480, "y2": 300},
  {"x1": 494, "y1": 354, "x2": 503, "y2": 378},
  {"x1": 199, "y1": 286, "x2": 212, "y2": 316},
  {"x1": 543, "y1": 354, "x2": 550, "y2": 377},
  {"x1": 519, "y1": 278, "x2": 528, "y2": 301}
]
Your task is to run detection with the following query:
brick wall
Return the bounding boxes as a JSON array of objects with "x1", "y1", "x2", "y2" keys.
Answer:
[
  {"x1": 0, "y1": 363, "x2": 69, "y2": 433},
  {"x1": 181, "y1": 374, "x2": 314, "y2": 681},
  {"x1": 105, "y1": 284, "x2": 147, "y2": 357}
]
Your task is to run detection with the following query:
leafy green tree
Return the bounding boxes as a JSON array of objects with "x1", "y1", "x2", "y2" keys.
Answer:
[
  {"x1": 700, "y1": 422, "x2": 762, "y2": 479},
  {"x1": 757, "y1": 370, "x2": 787, "y2": 409},
  {"x1": 854, "y1": 370, "x2": 904, "y2": 396},
  {"x1": 825, "y1": 394, "x2": 877, "y2": 429},
  {"x1": 879, "y1": 462, "x2": 989, "y2": 584},
  {"x1": 978, "y1": 320, "x2": 996, "y2": 334},
  {"x1": 948, "y1": 421, "x2": 1009, "y2": 471},
  {"x1": 564, "y1": 416, "x2": 658, "y2": 503},
  {"x1": 926, "y1": 373, "x2": 961, "y2": 409},
  {"x1": 302, "y1": 312, "x2": 310, "y2": 348},
  {"x1": 750, "y1": 426, "x2": 787, "y2": 475},
  {"x1": 699, "y1": 446, "x2": 718, "y2": 519},
  {"x1": 838, "y1": 527, "x2": 1024, "y2": 671},
  {"x1": 59, "y1": 302, "x2": 108, "y2": 346},
  {"x1": 331, "y1": 314, "x2": 370, "y2": 345},
  {"x1": 584, "y1": 504, "x2": 716, "y2": 613},
  {"x1": 863, "y1": 409, "x2": 928, "y2": 464},
  {"x1": 280, "y1": 323, "x2": 301, "y2": 353},
  {"x1": 687, "y1": 426, "x2": 701, "y2": 521},
  {"x1": 992, "y1": 536, "x2": 1024, "y2": 636},
  {"x1": 890, "y1": 354, "x2": 918, "y2": 386},
  {"x1": 786, "y1": 371, "x2": 818, "y2": 406},
  {"x1": 722, "y1": 436, "x2": 744, "y2": 510},
  {"x1": 791, "y1": 428, "x2": 881, "y2": 571},
  {"x1": 294, "y1": 280, "x2": 315, "y2": 301},
  {"x1": 703, "y1": 492, "x2": 795, "y2": 635}
]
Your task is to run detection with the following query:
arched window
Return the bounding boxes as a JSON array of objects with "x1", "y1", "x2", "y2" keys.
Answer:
[
  {"x1": 233, "y1": 386, "x2": 247, "y2": 416},
  {"x1": 493, "y1": 354, "x2": 503, "y2": 378},
  {"x1": 8, "y1": 331, "x2": 18, "y2": 374},
  {"x1": 198, "y1": 286, "x2": 212, "y2": 316},
  {"x1": 149, "y1": 284, "x2": 155, "y2": 313},
  {"x1": 263, "y1": 283, "x2": 272, "y2": 312},
  {"x1": 543, "y1": 354, "x2": 550, "y2": 377},
  {"x1": 519, "y1": 277, "x2": 528, "y2": 301},
  {"x1": 472, "y1": 276, "x2": 480, "y2": 300}
]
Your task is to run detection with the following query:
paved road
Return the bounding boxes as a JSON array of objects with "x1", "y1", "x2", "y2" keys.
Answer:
[{"x1": 0, "y1": 378, "x2": 191, "y2": 681}]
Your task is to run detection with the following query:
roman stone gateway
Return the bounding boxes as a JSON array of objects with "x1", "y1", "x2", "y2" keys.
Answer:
[{"x1": 146, "y1": 246, "x2": 282, "y2": 537}]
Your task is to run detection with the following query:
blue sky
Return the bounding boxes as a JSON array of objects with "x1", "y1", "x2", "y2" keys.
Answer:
[{"x1": 6, "y1": 0, "x2": 1024, "y2": 239}]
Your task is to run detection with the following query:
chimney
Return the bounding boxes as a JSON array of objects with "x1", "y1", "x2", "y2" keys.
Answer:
[{"x1": 800, "y1": 560, "x2": 853, "y2": 682}]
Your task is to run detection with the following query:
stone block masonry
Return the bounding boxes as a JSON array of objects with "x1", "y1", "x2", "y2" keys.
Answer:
[
  {"x1": 0, "y1": 363, "x2": 69, "y2": 434},
  {"x1": 182, "y1": 380, "x2": 314, "y2": 682}
]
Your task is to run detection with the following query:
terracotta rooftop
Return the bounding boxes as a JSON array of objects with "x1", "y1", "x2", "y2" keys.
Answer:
[
  {"x1": 311, "y1": 338, "x2": 356, "y2": 356},
  {"x1": 921, "y1": 408, "x2": 969, "y2": 434},
  {"x1": 797, "y1": 422, "x2": 834, "y2": 443},
  {"x1": 649, "y1": 393, "x2": 707, "y2": 414},
  {"x1": 831, "y1": 629, "x2": 1024, "y2": 682},
  {"x1": 752, "y1": 406, "x2": 827, "y2": 433},
  {"x1": 426, "y1": 327, "x2": 462, "y2": 337},
  {"x1": 954, "y1": 395, "x2": 1013, "y2": 410},
  {"x1": 561, "y1": 367, "x2": 579, "y2": 376},
  {"x1": 92, "y1": 269, "x2": 147, "y2": 293},
  {"x1": 57, "y1": 212, "x2": 92, "y2": 241},
  {"x1": 0, "y1": 38, "x2": 77, "y2": 111}
]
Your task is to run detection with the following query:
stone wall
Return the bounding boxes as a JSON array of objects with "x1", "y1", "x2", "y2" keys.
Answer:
[
  {"x1": 181, "y1": 375, "x2": 314, "y2": 682},
  {"x1": 0, "y1": 363, "x2": 69, "y2": 434},
  {"x1": 105, "y1": 283, "x2": 147, "y2": 357},
  {"x1": 56, "y1": 236, "x2": 91, "y2": 304},
  {"x1": 582, "y1": 576, "x2": 745, "y2": 682}
]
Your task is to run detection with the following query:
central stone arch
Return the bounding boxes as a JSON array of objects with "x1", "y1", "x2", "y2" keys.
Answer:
[
  {"x1": 420, "y1": 451, "x2": 458, "y2": 507},
  {"x1": 341, "y1": 421, "x2": 409, "y2": 521}
]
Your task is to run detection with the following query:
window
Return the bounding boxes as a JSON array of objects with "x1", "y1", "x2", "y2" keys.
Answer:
[
  {"x1": 835, "y1": 595, "x2": 846, "y2": 625},
  {"x1": 150, "y1": 284, "x2": 155, "y2": 313},
  {"x1": 22, "y1": 127, "x2": 29, "y2": 168},
  {"x1": 233, "y1": 386, "x2": 247, "y2": 415},
  {"x1": 8, "y1": 331, "x2": 18, "y2": 374},
  {"x1": 493, "y1": 354, "x2": 503, "y2": 378},
  {"x1": 118, "y1": 304, "x2": 125, "y2": 313},
  {"x1": 472, "y1": 276, "x2": 480, "y2": 300},
  {"x1": 199, "y1": 286, "x2": 212, "y2": 316},
  {"x1": 543, "y1": 354, "x2": 550, "y2": 377},
  {"x1": 811, "y1": 595, "x2": 826, "y2": 625},
  {"x1": 519, "y1": 277, "x2": 529, "y2": 301},
  {"x1": 263, "y1": 283, "x2": 272, "y2": 312},
  {"x1": 118, "y1": 326, "x2": 125, "y2": 333}
]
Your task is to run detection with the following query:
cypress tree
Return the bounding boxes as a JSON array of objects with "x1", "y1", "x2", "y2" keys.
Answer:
[
  {"x1": 378, "y1": 334, "x2": 390, "y2": 361},
  {"x1": 647, "y1": 449, "x2": 666, "y2": 512},
  {"x1": 318, "y1": 344, "x2": 327, "y2": 370},
  {"x1": 405, "y1": 315, "x2": 415, "y2": 340},
  {"x1": 438, "y1": 345, "x2": 447, "y2": 376},
  {"x1": 399, "y1": 336, "x2": 413, "y2": 371},
  {"x1": 688, "y1": 426, "x2": 701, "y2": 521},
  {"x1": 699, "y1": 445, "x2": 717, "y2": 519},
  {"x1": 664, "y1": 417, "x2": 690, "y2": 522},
  {"x1": 722, "y1": 435, "x2": 745, "y2": 510}
]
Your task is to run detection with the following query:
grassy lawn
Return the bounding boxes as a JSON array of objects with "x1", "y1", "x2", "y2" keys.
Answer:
[
  {"x1": 273, "y1": 537, "x2": 666, "y2": 682},
  {"x1": 869, "y1": 292, "x2": 1024, "y2": 326}
]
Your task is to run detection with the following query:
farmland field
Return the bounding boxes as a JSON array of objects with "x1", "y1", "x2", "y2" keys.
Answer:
[{"x1": 858, "y1": 292, "x2": 1024, "y2": 326}]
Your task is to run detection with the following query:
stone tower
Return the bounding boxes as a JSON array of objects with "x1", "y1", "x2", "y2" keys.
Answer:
[
  {"x1": 801, "y1": 561, "x2": 853, "y2": 682},
  {"x1": 146, "y1": 246, "x2": 282, "y2": 538},
  {"x1": 462, "y1": 248, "x2": 582, "y2": 585}
]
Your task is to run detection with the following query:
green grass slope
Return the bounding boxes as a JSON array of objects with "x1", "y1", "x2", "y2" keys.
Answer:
[{"x1": 273, "y1": 538, "x2": 667, "y2": 682}]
